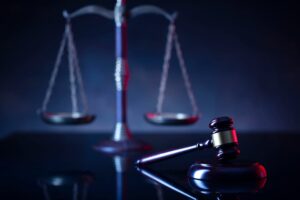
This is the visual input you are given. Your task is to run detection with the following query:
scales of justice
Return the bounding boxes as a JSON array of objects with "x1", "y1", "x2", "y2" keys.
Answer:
[{"x1": 38, "y1": 0, "x2": 200, "y2": 153}]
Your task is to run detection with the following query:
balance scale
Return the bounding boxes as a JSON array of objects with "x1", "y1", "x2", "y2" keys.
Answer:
[{"x1": 38, "y1": 0, "x2": 200, "y2": 153}]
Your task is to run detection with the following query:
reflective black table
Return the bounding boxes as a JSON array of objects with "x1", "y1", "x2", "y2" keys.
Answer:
[{"x1": 0, "y1": 132, "x2": 299, "y2": 199}]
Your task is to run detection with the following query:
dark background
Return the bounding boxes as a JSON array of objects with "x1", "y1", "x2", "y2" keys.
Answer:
[{"x1": 0, "y1": 0, "x2": 299, "y2": 137}]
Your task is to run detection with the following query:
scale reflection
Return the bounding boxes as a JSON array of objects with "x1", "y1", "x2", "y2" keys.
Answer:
[
  {"x1": 37, "y1": 155, "x2": 133, "y2": 200},
  {"x1": 38, "y1": 171, "x2": 94, "y2": 200}
]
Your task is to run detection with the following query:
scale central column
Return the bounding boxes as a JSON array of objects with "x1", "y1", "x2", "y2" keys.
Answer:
[
  {"x1": 113, "y1": 0, "x2": 131, "y2": 141},
  {"x1": 96, "y1": 0, "x2": 150, "y2": 153}
]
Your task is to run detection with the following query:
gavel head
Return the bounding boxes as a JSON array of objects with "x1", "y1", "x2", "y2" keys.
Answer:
[{"x1": 209, "y1": 116, "x2": 240, "y2": 161}]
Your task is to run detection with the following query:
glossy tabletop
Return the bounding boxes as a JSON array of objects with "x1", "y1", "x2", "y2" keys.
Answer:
[{"x1": 0, "y1": 132, "x2": 299, "y2": 200}]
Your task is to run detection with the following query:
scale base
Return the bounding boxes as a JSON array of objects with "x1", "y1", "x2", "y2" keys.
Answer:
[{"x1": 94, "y1": 138, "x2": 152, "y2": 154}]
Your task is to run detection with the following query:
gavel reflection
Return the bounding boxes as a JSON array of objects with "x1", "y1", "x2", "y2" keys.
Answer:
[{"x1": 138, "y1": 167, "x2": 266, "y2": 200}]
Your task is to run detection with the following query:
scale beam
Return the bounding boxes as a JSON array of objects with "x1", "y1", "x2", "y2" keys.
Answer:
[
  {"x1": 63, "y1": 5, "x2": 114, "y2": 20},
  {"x1": 62, "y1": 5, "x2": 176, "y2": 22},
  {"x1": 129, "y1": 5, "x2": 176, "y2": 21}
]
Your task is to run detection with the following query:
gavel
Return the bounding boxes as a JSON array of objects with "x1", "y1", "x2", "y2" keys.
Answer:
[
  {"x1": 136, "y1": 116, "x2": 240, "y2": 166},
  {"x1": 136, "y1": 116, "x2": 267, "y2": 181}
]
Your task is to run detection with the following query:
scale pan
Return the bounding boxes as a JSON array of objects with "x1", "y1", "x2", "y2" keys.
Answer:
[
  {"x1": 145, "y1": 112, "x2": 198, "y2": 125},
  {"x1": 40, "y1": 112, "x2": 96, "y2": 125}
]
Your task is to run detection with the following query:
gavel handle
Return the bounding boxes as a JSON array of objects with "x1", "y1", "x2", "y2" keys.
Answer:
[{"x1": 136, "y1": 139, "x2": 212, "y2": 166}]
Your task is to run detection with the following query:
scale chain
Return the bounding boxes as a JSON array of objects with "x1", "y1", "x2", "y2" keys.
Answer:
[
  {"x1": 41, "y1": 26, "x2": 68, "y2": 112},
  {"x1": 68, "y1": 23, "x2": 89, "y2": 114},
  {"x1": 173, "y1": 31, "x2": 199, "y2": 115},
  {"x1": 157, "y1": 22, "x2": 198, "y2": 115},
  {"x1": 40, "y1": 20, "x2": 89, "y2": 115},
  {"x1": 66, "y1": 22, "x2": 79, "y2": 113},
  {"x1": 156, "y1": 23, "x2": 175, "y2": 113}
]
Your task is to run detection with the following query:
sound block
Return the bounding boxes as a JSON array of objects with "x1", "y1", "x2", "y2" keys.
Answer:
[
  {"x1": 188, "y1": 162, "x2": 267, "y2": 181},
  {"x1": 189, "y1": 177, "x2": 267, "y2": 194}
]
